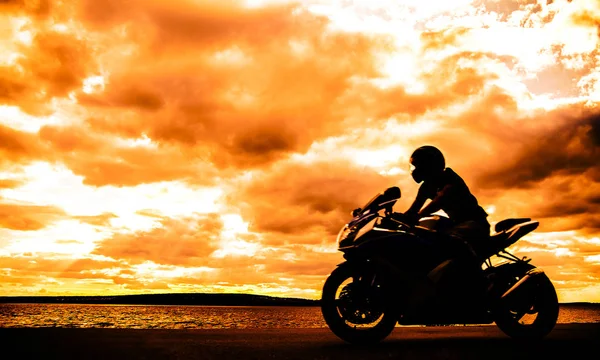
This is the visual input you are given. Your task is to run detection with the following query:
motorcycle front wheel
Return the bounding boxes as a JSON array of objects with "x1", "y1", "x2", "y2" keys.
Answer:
[{"x1": 321, "y1": 264, "x2": 398, "y2": 344}]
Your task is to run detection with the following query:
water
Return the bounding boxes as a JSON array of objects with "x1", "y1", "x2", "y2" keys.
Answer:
[{"x1": 1, "y1": 304, "x2": 599, "y2": 329}]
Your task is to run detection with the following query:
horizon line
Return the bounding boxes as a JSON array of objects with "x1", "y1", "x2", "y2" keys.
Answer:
[{"x1": 0, "y1": 293, "x2": 598, "y2": 305}]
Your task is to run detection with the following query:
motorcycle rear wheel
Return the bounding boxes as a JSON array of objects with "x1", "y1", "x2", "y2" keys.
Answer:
[
  {"x1": 321, "y1": 264, "x2": 398, "y2": 344},
  {"x1": 494, "y1": 268, "x2": 559, "y2": 339}
]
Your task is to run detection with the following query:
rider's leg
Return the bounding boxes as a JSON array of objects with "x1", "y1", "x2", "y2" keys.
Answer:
[{"x1": 443, "y1": 221, "x2": 491, "y2": 303}]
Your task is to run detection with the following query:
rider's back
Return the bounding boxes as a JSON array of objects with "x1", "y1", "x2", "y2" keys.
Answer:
[{"x1": 418, "y1": 167, "x2": 488, "y2": 224}]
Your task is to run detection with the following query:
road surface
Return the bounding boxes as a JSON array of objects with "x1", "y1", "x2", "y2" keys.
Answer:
[{"x1": 2, "y1": 324, "x2": 598, "y2": 359}]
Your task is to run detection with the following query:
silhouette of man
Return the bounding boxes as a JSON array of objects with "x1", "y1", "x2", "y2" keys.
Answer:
[{"x1": 404, "y1": 145, "x2": 490, "y2": 260}]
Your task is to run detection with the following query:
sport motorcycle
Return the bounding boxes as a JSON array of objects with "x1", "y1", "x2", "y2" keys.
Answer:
[{"x1": 320, "y1": 186, "x2": 559, "y2": 344}]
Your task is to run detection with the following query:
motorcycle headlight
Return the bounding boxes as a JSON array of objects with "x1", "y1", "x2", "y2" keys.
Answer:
[{"x1": 337, "y1": 225, "x2": 353, "y2": 245}]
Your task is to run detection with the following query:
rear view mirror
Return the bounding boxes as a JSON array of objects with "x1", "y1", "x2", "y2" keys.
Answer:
[{"x1": 383, "y1": 186, "x2": 401, "y2": 201}]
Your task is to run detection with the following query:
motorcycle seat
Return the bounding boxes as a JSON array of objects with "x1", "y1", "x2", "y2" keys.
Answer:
[
  {"x1": 485, "y1": 220, "x2": 539, "y2": 255},
  {"x1": 494, "y1": 218, "x2": 531, "y2": 233}
]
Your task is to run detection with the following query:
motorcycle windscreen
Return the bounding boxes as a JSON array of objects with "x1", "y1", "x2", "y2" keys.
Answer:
[
  {"x1": 359, "y1": 187, "x2": 401, "y2": 215},
  {"x1": 354, "y1": 217, "x2": 378, "y2": 242}
]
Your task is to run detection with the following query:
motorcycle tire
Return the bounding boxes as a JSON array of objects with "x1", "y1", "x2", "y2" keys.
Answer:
[
  {"x1": 494, "y1": 267, "x2": 559, "y2": 339},
  {"x1": 321, "y1": 264, "x2": 398, "y2": 344}
]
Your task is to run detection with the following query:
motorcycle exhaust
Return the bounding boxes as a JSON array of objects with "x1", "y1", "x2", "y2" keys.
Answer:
[{"x1": 500, "y1": 267, "x2": 544, "y2": 302}]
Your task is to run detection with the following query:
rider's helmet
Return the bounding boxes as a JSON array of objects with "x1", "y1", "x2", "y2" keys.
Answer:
[{"x1": 409, "y1": 145, "x2": 445, "y2": 183}]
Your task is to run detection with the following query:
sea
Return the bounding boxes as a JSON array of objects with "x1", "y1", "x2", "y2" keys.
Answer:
[{"x1": 1, "y1": 304, "x2": 599, "y2": 329}]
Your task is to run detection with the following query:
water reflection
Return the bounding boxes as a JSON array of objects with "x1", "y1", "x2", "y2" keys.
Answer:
[{"x1": 1, "y1": 304, "x2": 599, "y2": 329}]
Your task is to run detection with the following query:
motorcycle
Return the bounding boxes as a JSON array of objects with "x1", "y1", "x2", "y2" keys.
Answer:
[{"x1": 321, "y1": 186, "x2": 559, "y2": 344}]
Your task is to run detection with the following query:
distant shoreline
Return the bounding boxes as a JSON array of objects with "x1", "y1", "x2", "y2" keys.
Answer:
[
  {"x1": 0, "y1": 293, "x2": 598, "y2": 307},
  {"x1": 0, "y1": 293, "x2": 320, "y2": 306}
]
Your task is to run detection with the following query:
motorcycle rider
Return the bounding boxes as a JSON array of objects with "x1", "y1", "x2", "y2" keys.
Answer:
[
  {"x1": 402, "y1": 145, "x2": 490, "y2": 304},
  {"x1": 404, "y1": 145, "x2": 490, "y2": 250}
]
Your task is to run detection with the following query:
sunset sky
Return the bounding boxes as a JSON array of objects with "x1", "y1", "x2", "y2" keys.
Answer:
[{"x1": 0, "y1": 0, "x2": 599, "y2": 302}]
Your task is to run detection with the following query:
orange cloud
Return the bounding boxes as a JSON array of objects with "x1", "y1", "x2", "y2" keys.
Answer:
[
  {"x1": 74, "y1": 212, "x2": 117, "y2": 227},
  {"x1": 93, "y1": 214, "x2": 224, "y2": 266},
  {"x1": 71, "y1": 0, "x2": 392, "y2": 171},
  {"x1": 35, "y1": 124, "x2": 217, "y2": 186},
  {"x1": 230, "y1": 159, "x2": 401, "y2": 241},
  {"x1": 0, "y1": 124, "x2": 46, "y2": 165},
  {"x1": 1, "y1": 26, "x2": 97, "y2": 115},
  {"x1": 0, "y1": 0, "x2": 52, "y2": 17},
  {"x1": 0, "y1": 201, "x2": 65, "y2": 231},
  {"x1": 571, "y1": 5, "x2": 600, "y2": 38}
]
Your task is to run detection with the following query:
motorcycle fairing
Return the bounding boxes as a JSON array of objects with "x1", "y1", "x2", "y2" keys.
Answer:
[{"x1": 494, "y1": 218, "x2": 531, "y2": 233}]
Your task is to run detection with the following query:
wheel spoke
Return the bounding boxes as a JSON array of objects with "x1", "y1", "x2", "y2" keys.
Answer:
[{"x1": 513, "y1": 311, "x2": 526, "y2": 322}]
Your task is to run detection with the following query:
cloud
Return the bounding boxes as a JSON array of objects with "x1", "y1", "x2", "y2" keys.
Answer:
[
  {"x1": 74, "y1": 212, "x2": 117, "y2": 227},
  {"x1": 36, "y1": 124, "x2": 218, "y2": 186},
  {"x1": 72, "y1": 0, "x2": 392, "y2": 170},
  {"x1": 0, "y1": 254, "x2": 172, "y2": 290},
  {"x1": 477, "y1": 111, "x2": 600, "y2": 188},
  {"x1": 93, "y1": 213, "x2": 224, "y2": 266},
  {"x1": 0, "y1": 179, "x2": 23, "y2": 189},
  {"x1": 229, "y1": 159, "x2": 400, "y2": 243},
  {"x1": 508, "y1": 233, "x2": 600, "y2": 299},
  {"x1": 1, "y1": 25, "x2": 97, "y2": 115},
  {"x1": 0, "y1": 0, "x2": 52, "y2": 18},
  {"x1": 0, "y1": 254, "x2": 120, "y2": 278},
  {"x1": 571, "y1": 3, "x2": 600, "y2": 38},
  {"x1": 0, "y1": 124, "x2": 46, "y2": 166},
  {"x1": 0, "y1": 201, "x2": 65, "y2": 231}
]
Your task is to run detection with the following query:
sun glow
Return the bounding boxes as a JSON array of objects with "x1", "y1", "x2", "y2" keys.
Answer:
[
  {"x1": 212, "y1": 214, "x2": 260, "y2": 258},
  {"x1": 82, "y1": 76, "x2": 106, "y2": 94}
]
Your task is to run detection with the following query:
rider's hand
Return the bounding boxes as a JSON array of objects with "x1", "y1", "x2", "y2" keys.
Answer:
[
  {"x1": 392, "y1": 212, "x2": 417, "y2": 227},
  {"x1": 402, "y1": 211, "x2": 420, "y2": 226}
]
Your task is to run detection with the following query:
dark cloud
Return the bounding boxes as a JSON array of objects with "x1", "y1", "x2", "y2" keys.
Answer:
[
  {"x1": 230, "y1": 160, "x2": 400, "y2": 244},
  {"x1": 478, "y1": 111, "x2": 600, "y2": 189}
]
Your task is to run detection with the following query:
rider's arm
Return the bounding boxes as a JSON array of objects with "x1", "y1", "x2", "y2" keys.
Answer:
[
  {"x1": 417, "y1": 184, "x2": 453, "y2": 217},
  {"x1": 404, "y1": 183, "x2": 433, "y2": 221}
]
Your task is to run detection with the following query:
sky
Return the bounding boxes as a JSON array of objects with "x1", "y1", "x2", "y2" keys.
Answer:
[{"x1": 0, "y1": 0, "x2": 599, "y2": 302}]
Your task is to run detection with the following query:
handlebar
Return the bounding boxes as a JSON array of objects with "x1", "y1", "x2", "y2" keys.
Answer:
[{"x1": 379, "y1": 212, "x2": 416, "y2": 230}]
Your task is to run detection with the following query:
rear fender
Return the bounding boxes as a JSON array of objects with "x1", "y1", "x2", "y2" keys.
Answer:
[
  {"x1": 485, "y1": 261, "x2": 538, "y2": 300},
  {"x1": 485, "y1": 261, "x2": 536, "y2": 278},
  {"x1": 500, "y1": 267, "x2": 545, "y2": 302}
]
